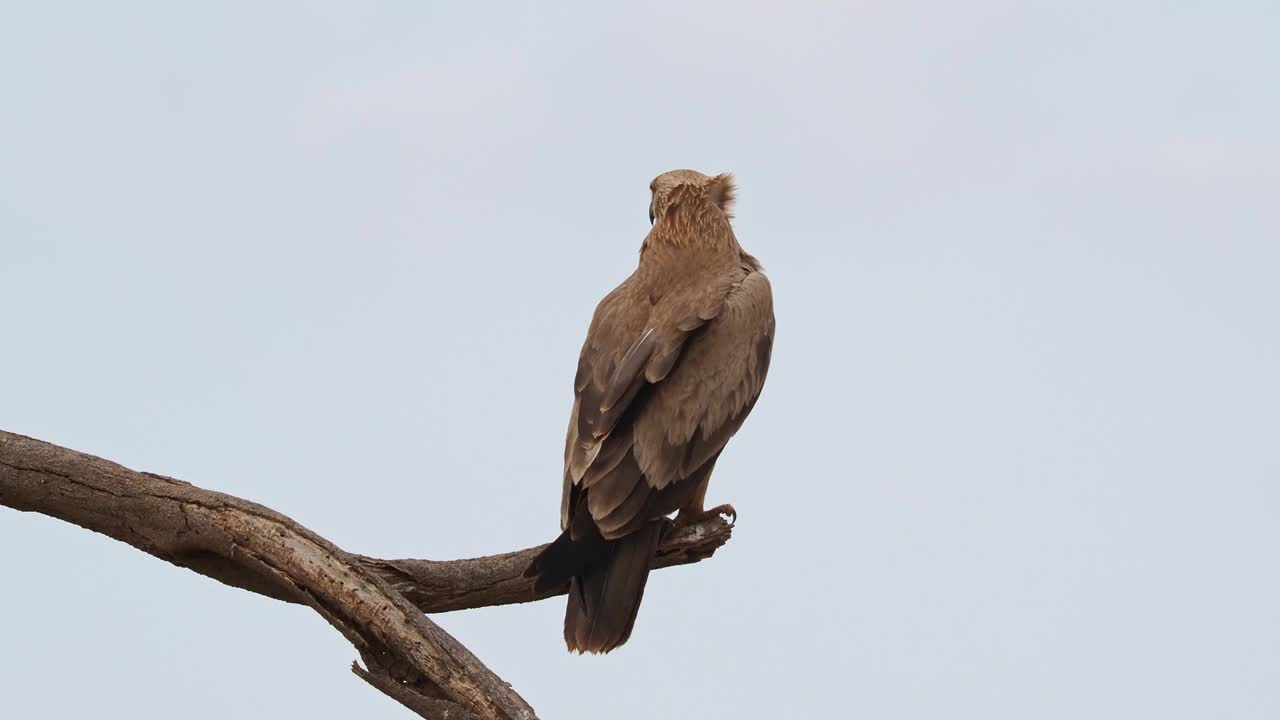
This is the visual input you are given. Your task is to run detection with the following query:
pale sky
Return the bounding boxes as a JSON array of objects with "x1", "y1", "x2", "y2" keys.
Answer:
[{"x1": 2, "y1": 2, "x2": 1279, "y2": 718}]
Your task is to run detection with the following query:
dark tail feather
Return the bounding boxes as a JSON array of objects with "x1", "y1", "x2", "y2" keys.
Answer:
[
  {"x1": 563, "y1": 521, "x2": 665, "y2": 654},
  {"x1": 524, "y1": 511, "x2": 611, "y2": 595}
]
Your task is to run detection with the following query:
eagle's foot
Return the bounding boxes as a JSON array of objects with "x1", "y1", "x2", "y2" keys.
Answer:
[{"x1": 673, "y1": 503, "x2": 737, "y2": 528}]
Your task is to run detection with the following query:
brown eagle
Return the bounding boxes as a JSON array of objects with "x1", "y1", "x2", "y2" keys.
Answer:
[{"x1": 524, "y1": 169, "x2": 775, "y2": 653}]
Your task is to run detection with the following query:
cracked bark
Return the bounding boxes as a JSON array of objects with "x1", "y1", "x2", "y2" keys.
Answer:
[{"x1": 0, "y1": 430, "x2": 733, "y2": 719}]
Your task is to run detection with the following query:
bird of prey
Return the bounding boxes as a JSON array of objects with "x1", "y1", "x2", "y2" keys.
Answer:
[{"x1": 524, "y1": 169, "x2": 775, "y2": 653}]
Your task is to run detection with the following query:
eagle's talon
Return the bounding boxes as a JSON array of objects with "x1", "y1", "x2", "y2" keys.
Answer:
[
  {"x1": 708, "y1": 503, "x2": 737, "y2": 526},
  {"x1": 673, "y1": 503, "x2": 737, "y2": 528}
]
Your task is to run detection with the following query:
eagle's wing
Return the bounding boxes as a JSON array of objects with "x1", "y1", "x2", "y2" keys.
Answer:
[{"x1": 560, "y1": 268, "x2": 774, "y2": 538}]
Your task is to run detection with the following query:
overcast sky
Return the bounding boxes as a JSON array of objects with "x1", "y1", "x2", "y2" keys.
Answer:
[{"x1": 3, "y1": 2, "x2": 1278, "y2": 718}]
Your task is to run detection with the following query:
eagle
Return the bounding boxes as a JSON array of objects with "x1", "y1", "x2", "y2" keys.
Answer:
[{"x1": 524, "y1": 169, "x2": 775, "y2": 653}]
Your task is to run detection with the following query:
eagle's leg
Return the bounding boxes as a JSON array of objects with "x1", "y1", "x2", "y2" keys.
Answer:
[{"x1": 671, "y1": 473, "x2": 736, "y2": 527}]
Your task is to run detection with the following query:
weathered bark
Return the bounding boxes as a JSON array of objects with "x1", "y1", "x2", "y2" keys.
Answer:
[{"x1": 0, "y1": 430, "x2": 733, "y2": 718}]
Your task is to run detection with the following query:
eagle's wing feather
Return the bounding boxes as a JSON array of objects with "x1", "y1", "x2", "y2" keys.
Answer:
[
  {"x1": 559, "y1": 267, "x2": 774, "y2": 538},
  {"x1": 633, "y1": 271, "x2": 774, "y2": 489}
]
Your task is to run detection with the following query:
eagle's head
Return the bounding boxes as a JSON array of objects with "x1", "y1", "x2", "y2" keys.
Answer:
[{"x1": 647, "y1": 169, "x2": 736, "y2": 226}]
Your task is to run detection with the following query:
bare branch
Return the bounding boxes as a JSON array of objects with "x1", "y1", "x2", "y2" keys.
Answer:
[
  {"x1": 0, "y1": 430, "x2": 535, "y2": 719},
  {"x1": 358, "y1": 516, "x2": 733, "y2": 614},
  {"x1": 0, "y1": 429, "x2": 734, "y2": 717}
]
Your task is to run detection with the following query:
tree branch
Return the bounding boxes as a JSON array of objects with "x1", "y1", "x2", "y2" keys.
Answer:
[
  {"x1": 0, "y1": 430, "x2": 733, "y2": 718},
  {"x1": 356, "y1": 514, "x2": 732, "y2": 615}
]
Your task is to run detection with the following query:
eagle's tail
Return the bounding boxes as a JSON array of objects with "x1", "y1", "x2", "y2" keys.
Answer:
[{"x1": 525, "y1": 520, "x2": 665, "y2": 654}]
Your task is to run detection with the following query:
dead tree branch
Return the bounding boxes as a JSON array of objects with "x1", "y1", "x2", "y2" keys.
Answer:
[{"x1": 0, "y1": 430, "x2": 733, "y2": 718}]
